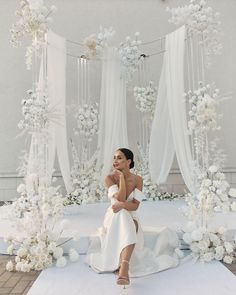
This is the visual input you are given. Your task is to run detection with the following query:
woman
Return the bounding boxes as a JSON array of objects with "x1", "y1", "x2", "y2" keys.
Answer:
[{"x1": 86, "y1": 148, "x2": 180, "y2": 288}]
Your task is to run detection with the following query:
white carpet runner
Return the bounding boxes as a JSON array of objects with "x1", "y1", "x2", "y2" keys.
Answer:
[{"x1": 28, "y1": 255, "x2": 236, "y2": 295}]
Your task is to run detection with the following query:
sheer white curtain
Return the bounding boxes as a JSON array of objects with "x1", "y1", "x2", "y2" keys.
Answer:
[
  {"x1": 46, "y1": 30, "x2": 72, "y2": 193},
  {"x1": 97, "y1": 47, "x2": 129, "y2": 180},
  {"x1": 149, "y1": 25, "x2": 195, "y2": 193},
  {"x1": 27, "y1": 30, "x2": 72, "y2": 193}
]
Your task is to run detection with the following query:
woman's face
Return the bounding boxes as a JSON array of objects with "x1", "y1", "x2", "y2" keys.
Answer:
[{"x1": 113, "y1": 150, "x2": 130, "y2": 170}]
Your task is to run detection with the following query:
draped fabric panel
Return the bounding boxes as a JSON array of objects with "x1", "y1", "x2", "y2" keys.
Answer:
[
  {"x1": 149, "y1": 26, "x2": 195, "y2": 193},
  {"x1": 46, "y1": 30, "x2": 73, "y2": 193},
  {"x1": 27, "y1": 30, "x2": 73, "y2": 193},
  {"x1": 97, "y1": 47, "x2": 129, "y2": 180}
]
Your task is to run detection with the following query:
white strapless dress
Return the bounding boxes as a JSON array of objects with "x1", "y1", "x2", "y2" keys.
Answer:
[{"x1": 86, "y1": 185, "x2": 180, "y2": 277}]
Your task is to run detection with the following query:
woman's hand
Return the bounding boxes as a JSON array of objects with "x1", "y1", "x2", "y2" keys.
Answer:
[
  {"x1": 112, "y1": 169, "x2": 124, "y2": 183},
  {"x1": 112, "y1": 201, "x2": 124, "y2": 213}
]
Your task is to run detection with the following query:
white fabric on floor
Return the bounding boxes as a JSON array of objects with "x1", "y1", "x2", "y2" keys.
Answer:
[
  {"x1": 27, "y1": 255, "x2": 236, "y2": 295},
  {"x1": 149, "y1": 25, "x2": 195, "y2": 194},
  {"x1": 97, "y1": 47, "x2": 129, "y2": 180}
]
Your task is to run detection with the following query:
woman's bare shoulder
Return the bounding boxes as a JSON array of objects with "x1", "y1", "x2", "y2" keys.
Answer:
[
  {"x1": 104, "y1": 174, "x2": 117, "y2": 187},
  {"x1": 133, "y1": 174, "x2": 143, "y2": 189}
]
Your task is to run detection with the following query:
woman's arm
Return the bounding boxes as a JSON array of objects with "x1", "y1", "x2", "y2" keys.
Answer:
[
  {"x1": 105, "y1": 170, "x2": 126, "y2": 202},
  {"x1": 112, "y1": 175, "x2": 143, "y2": 213}
]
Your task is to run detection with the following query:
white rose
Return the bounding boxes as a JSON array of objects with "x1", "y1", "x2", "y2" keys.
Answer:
[
  {"x1": 190, "y1": 242, "x2": 199, "y2": 253},
  {"x1": 229, "y1": 188, "x2": 236, "y2": 198},
  {"x1": 183, "y1": 233, "x2": 192, "y2": 244},
  {"x1": 191, "y1": 229, "x2": 203, "y2": 242},
  {"x1": 188, "y1": 120, "x2": 196, "y2": 129},
  {"x1": 53, "y1": 247, "x2": 63, "y2": 259},
  {"x1": 223, "y1": 255, "x2": 233, "y2": 264},
  {"x1": 184, "y1": 222, "x2": 196, "y2": 233},
  {"x1": 17, "y1": 247, "x2": 27, "y2": 258},
  {"x1": 230, "y1": 202, "x2": 236, "y2": 212},
  {"x1": 198, "y1": 240, "x2": 209, "y2": 251},
  {"x1": 17, "y1": 183, "x2": 26, "y2": 193},
  {"x1": 69, "y1": 248, "x2": 79, "y2": 262},
  {"x1": 215, "y1": 245, "x2": 224, "y2": 255},
  {"x1": 208, "y1": 165, "x2": 218, "y2": 173},
  {"x1": 6, "y1": 260, "x2": 14, "y2": 272},
  {"x1": 224, "y1": 242, "x2": 234, "y2": 254},
  {"x1": 203, "y1": 179, "x2": 212, "y2": 187},
  {"x1": 15, "y1": 262, "x2": 23, "y2": 271},
  {"x1": 203, "y1": 252, "x2": 214, "y2": 262},
  {"x1": 21, "y1": 263, "x2": 31, "y2": 272},
  {"x1": 215, "y1": 252, "x2": 223, "y2": 261},
  {"x1": 7, "y1": 245, "x2": 14, "y2": 255},
  {"x1": 218, "y1": 226, "x2": 226, "y2": 235},
  {"x1": 56, "y1": 256, "x2": 67, "y2": 268}
]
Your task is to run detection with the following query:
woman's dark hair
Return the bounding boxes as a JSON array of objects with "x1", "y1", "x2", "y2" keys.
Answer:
[{"x1": 118, "y1": 148, "x2": 135, "y2": 169}]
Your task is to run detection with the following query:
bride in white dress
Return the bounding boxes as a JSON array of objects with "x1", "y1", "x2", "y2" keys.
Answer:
[{"x1": 86, "y1": 148, "x2": 180, "y2": 288}]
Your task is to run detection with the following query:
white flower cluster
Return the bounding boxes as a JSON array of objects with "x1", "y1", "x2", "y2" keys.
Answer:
[
  {"x1": 119, "y1": 32, "x2": 142, "y2": 82},
  {"x1": 65, "y1": 145, "x2": 107, "y2": 206},
  {"x1": 74, "y1": 103, "x2": 99, "y2": 141},
  {"x1": 83, "y1": 26, "x2": 115, "y2": 58},
  {"x1": 10, "y1": 0, "x2": 57, "y2": 69},
  {"x1": 18, "y1": 87, "x2": 49, "y2": 132},
  {"x1": 182, "y1": 223, "x2": 236, "y2": 264},
  {"x1": 186, "y1": 82, "x2": 220, "y2": 134},
  {"x1": 198, "y1": 165, "x2": 236, "y2": 213},
  {"x1": 133, "y1": 81, "x2": 157, "y2": 114},
  {"x1": 6, "y1": 176, "x2": 79, "y2": 272},
  {"x1": 167, "y1": 0, "x2": 222, "y2": 59}
]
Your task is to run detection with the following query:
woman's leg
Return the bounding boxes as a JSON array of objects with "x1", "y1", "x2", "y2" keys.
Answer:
[{"x1": 119, "y1": 220, "x2": 138, "y2": 277}]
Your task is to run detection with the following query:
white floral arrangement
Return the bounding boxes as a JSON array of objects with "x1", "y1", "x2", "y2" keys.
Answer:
[
  {"x1": 133, "y1": 81, "x2": 157, "y2": 114},
  {"x1": 119, "y1": 32, "x2": 142, "y2": 81},
  {"x1": 10, "y1": 0, "x2": 57, "y2": 69},
  {"x1": 182, "y1": 222, "x2": 236, "y2": 264},
  {"x1": 18, "y1": 86, "x2": 50, "y2": 132},
  {"x1": 186, "y1": 82, "x2": 221, "y2": 135},
  {"x1": 74, "y1": 103, "x2": 99, "y2": 141},
  {"x1": 83, "y1": 26, "x2": 115, "y2": 58},
  {"x1": 198, "y1": 165, "x2": 236, "y2": 213},
  {"x1": 6, "y1": 175, "x2": 80, "y2": 272},
  {"x1": 65, "y1": 142, "x2": 107, "y2": 206},
  {"x1": 167, "y1": 0, "x2": 222, "y2": 61}
]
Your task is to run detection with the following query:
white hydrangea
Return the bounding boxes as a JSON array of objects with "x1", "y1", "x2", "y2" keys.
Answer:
[
  {"x1": 133, "y1": 81, "x2": 157, "y2": 115},
  {"x1": 74, "y1": 103, "x2": 99, "y2": 141},
  {"x1": 18, "y1": 86, "x2": 50, "y2": 132},
  {"x1": 119, "y1": 32, "x2": 142, "y2": 81},
  {"x1": 186, "y1": 83, "x2": 220, "y2": 135}
]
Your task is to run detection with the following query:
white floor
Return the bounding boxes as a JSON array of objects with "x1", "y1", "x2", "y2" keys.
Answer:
[{"x1": 28, "y1": 255, "x2": 236, "y2": 295}]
